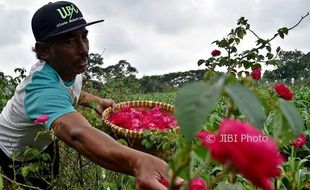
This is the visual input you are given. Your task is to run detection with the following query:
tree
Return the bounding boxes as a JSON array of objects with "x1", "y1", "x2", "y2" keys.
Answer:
[
  {"x1": 0, "y1": 68, "x2": 26, "y2": 111},
  {"x1": 102, "y1": 60, "x2": 138, "y2": 81},
  {"x1": 264, "y1": 51, "x2": 310, "y2": 83},
  {"x1": 139, "y1": 69, "x2": 205, "y2": 93},
  {"x1": 84, "y1": 53, "x2": 105, "y2": 81}
]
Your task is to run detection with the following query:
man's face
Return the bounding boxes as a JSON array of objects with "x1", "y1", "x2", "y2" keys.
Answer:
[{"x1": 47, "y1": 27, "x2": 89, "y2": 81}]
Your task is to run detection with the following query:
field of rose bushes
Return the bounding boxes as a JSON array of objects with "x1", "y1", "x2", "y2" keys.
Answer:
[
  {"x1": 0, "y1": 81, "x2": 309, "y2": 190},
  {"x1": 79, "y1": 83, "x2": 310, "y2": 190}
]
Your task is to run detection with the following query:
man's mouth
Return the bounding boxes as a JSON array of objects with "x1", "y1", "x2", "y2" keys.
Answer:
[{"x1": 78, "y1": 57, "x2": 88, "y2": 67}]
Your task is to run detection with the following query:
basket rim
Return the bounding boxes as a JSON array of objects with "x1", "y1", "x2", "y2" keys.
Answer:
[{"x1": 101, "y1": 100, "x2": 178, "y2": 137}]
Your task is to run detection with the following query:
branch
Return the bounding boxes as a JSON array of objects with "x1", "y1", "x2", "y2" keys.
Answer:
[
  {"x1": 0, "y1": 173, "x2": 43, "y2": 190},
  {"x1": 236, "y1": 12, "x2": 309, "y2": 62},
  {"x1": 268, "y1": 11, "x2": 309, "y2": 42},
  {"x1": 251, "y1": 12, "x2": 309, "y2": 44},
  {"x1": 288, "y1": 12, "x2": 310, "y2": 30}
]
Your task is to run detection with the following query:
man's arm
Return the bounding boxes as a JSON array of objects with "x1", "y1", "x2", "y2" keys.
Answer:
[
  {"x1": 51, "y1": 112, "x2": 168, "y2": 190},
  {"x1": 78, "y1": 90, "x2": 115, "y2": 114}
]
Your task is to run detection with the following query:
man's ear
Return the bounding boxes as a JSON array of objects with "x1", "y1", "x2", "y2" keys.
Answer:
[{"x1": 35, "y1": 42, "x2": 51, "y2": 60}]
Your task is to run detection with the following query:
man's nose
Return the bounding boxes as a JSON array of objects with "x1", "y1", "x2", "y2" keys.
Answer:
[{"x1": 77, "y1": 39, "x2": 88, "y2": 54}]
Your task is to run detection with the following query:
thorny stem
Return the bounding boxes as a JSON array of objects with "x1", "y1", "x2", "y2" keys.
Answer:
[
  {"x1": 248, "y1": 12, "x2": 309, "y2": 49},
  {"x1": 233, "y1": 12, "x2": 309, "y2": 63},
  {"x1": 169, "y1": 159, "x2": 190, "y2": 190},
  {"x1": 169, "y1": 147, "x2": 191, "y2": 190}
]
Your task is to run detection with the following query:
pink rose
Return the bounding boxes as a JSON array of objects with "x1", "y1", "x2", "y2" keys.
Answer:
[
  {"x1": 197, "y1": 119, "x2": 284, "y2": 190},
  {"x1": 274, "y1": 84, "x2": 294, "y2": 100},
  {"x1": 34, "y1": 115, "x2": 49, "y2": 125},
  {"x1": 188, "y1": 177, "x2": 208, "y2": 190},
  {"x1": 211, "y1": 49, "x2": 221, "y2": 56},
  {"x1": 291, "y1": 134, "x2": 307, "y2": 148},
  {"x1": 251, "y1": 67, "x2": 261, "y2": 80}
]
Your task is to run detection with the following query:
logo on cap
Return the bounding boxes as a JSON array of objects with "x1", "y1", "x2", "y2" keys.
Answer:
[
  {"x1": 55, "y1": 4, "x2": 83, "y2": 28},
  {"x1": 57, "y1": 4, "x2": 79, "y2": 20},
  {"x1": 32, "y1": 1, "x2": 104, "y2": 41}
]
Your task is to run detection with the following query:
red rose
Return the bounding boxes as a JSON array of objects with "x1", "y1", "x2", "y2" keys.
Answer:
[
  {"x1": 274, "y1": 84, "x2": 294, "y2": 100},
  {"x1": 251, "y1": 67, "x2": 261, "y2": 80},
  {"x1": 159, "y1": 178, "x2": 181, "y2": 190},
  {"x1": 197, "y1": 119, "x2": 284, "y2": 190},
  {"x1": 188, "y1": 178, "x2": 208, "y2": 190},
  {"x1": 159, "y1": 178, "x2": 169, "y2": 187},
  {"x1": 291, "y1": 134, "x2": 307, "y2": 148},
  {"x1": 211, "y1": 49, "x2": 221, "y2": 56}
]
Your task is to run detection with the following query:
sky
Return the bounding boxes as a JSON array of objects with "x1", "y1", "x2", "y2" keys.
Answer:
[{"x1": 0, "y1": 0, "x2": 309, "y2": 78}]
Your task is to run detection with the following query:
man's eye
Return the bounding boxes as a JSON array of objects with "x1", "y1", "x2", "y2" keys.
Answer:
[
  {"x1": 65, "y1": 38, "x2": 76, "y2": 45},
  {"x1": 82, "y1": 35, "x2": 88, "y2": 42}
]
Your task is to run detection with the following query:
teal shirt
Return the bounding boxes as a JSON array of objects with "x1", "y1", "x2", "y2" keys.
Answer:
[
  {"x1": 0, "y1": 61, "x2": 82, "y2": 158},
  {"x1": 25, "y1": 63, "x2": 76, "y2": 128}
]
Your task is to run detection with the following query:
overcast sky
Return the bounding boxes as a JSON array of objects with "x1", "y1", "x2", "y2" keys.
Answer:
[{"x1": 0, "y1": 0, "x2": 309, "y2": 78}]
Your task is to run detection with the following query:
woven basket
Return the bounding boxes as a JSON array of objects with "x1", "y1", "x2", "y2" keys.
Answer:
[{"x1": 101, "y1": 100, "x2": 179, "y2": 160}]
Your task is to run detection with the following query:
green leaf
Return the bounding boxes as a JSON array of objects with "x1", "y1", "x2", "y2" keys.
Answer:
[
  {"x1": 234, "y1": 38, "x2": 240, "y2": 44},
  {"x1": 23, "y1": 148, "x2": 41, "y2": 160},
  {"x1": 282, "y1": 27, "x2": 289, "y2": 35},
  {"x1": 231, "y1": 46, "x2": 237, "y2": 53},
  {"x1": 21, "y1": 166, "x2": 29, "y2": 177},
  {"x1": 197, "y1": 59, "x2": 205, "y2": 66},
  {"x1": 192, "y1": 144, "x2": 209, "y2": 162},
  {"x1": 162, "y1": 142, "x2": 170, "y2": 150},
  {"x1": 143, "y1": 130, "x2": 151, "y2": 136},
  {"x1": 236, "y1": 27, "x2": 246, "y2": 39},
  {"x1": 41, "y1": 153, "x2": 51, "y2": 162},
  {"x1": 142, "y1": 139, "x2": 153, "y2": 149},
  {"x1": 149, "y1": 134, "x2": 156, "y2": 141},
  {"x1": 117, "y1": 139, "x2": 128, "y2": 146},
  {"x1": 279, "y1": 99, "x2": 303, "y2": 137},
  {"x1": 175, "y1": 77, "x2": 224, "y2": 142},
  {"x1": 0, "y1": 175, "x2": 3, "y2": 190},
  {"x1": 226, "y1": 84, "x2": 265, "y2": 129},
  {"x1": 278, "y1": 31, "x2": 284, "y2": 39},
  {"x1": 266, "y1": 52, "x2": 274, "y2": 59},
  {"x1": 170, "y1": 147, "x2": 191, "y2": 179}
]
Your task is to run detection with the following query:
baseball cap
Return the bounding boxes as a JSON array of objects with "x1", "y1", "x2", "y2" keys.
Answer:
[{"x1": 31, "y1": 1, "x2": 104, "y2": 42}]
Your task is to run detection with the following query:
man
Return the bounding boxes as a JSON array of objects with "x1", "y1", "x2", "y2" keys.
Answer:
[{"x1": 0, "y1": 1, "x2": 180, "y2": 189}]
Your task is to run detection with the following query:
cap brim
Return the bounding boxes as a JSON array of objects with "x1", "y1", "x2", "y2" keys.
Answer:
[{"x1": 45, "y1": 19, "x2": 104, "y2": 41}]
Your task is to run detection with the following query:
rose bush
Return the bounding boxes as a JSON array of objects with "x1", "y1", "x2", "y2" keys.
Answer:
[{"x1": 169, "y1": 13, "x2": 309, "y2": 190}]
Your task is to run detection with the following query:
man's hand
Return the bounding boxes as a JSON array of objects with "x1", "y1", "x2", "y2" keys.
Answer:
[
  {"x1": 79, "y1": 90, "x2": 116, "y2": 115},
  {"x1": 133, "y1": 154, "x2": 183, "y2": 190},
  {"x1": 95, "y1": 98, "x2": 116, "y2": 115}
]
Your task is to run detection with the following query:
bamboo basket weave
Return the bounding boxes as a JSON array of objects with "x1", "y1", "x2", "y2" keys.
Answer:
[{"x1": 102, "y1": 100, "x2": 179, "y2": 160}]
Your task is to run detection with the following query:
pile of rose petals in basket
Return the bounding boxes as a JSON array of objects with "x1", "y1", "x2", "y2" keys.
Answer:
[{"x1": 107, "y1": 105, "x2": 178, "y2": 132}]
